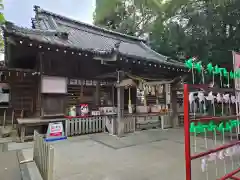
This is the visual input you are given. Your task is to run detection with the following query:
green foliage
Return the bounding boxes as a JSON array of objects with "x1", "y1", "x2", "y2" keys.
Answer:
[
  {"x1": 94, "y1": 0, "x2": 162, "y2": 37},
  {"x1": 0, "y1": 0, "x2": 5, "y2": 50},
  {"x1": 94, "y1": 0, "x2": 240, "y2": 65}
]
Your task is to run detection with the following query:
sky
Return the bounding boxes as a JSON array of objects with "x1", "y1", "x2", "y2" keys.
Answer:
[{"x1": 3, "y1": 0, "x2": 96, "y2": 27}]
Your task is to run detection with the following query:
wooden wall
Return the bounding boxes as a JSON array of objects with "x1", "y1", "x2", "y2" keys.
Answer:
[{"x1": 2, "y1": 70, "x2": 38, "y2": 118}]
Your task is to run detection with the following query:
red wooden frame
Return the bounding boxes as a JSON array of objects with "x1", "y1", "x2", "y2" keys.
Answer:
[{"x1": 184, "y1": 84, "x2": 240, "y2": 180}]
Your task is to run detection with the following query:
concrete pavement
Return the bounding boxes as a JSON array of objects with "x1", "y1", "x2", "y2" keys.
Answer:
[
  {"x1": 3, "y1": 128, "x2": 240, "y2": 180},
  {"x1": 0, "y1": 151, "x2": 21, "y2": 180},
  {"x1": 51, "y1": 129, "x2": 240, "y2": 180}
]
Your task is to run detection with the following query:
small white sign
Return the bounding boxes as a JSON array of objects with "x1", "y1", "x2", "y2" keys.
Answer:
[{"x1": 47, "y1": 122, "x2": 64, "y2": 137}]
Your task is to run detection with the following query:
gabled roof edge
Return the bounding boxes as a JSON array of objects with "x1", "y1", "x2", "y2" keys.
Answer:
[{"x1": 33, "y1": 5, "x2": 147, "y2": 43}]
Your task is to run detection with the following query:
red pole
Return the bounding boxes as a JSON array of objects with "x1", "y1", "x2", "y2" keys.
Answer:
[{"x1": 184, "y1": 84, "x2": 191, "y2": 180}]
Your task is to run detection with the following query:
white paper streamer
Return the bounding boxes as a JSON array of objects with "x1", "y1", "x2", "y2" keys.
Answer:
[
  {"x1": 218, "y1": 150, "x2": 224, "y2": 160},
  {"x1": 208, "y1": 153, "x2": 217, "y2": 161},
  {"x1": 189, "y1": 92, "x2": 195, "y2": 104},
  {"x1": 198, "y1": 92, "x2": 205, "y2": 102},
  {"x1": 201, "y1": 158, "x2": 207, "y2": 172},
  {"x1": 216, "y1": 93, "x2": 222, "y2": 103},
  {"x1": 206, "y1": 91, "x2": 215, "y2": 104},
  {"x1": 231, "y1": 96, "x2": 236, "y2": 104},
  {"x1": 223, "y1": 94, "x2": 230, "y2": 103}
]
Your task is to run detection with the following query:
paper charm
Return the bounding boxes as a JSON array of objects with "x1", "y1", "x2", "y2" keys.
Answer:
[
  {"x1": 201, "y1": 158, "x2": 207, "y2": 172},
  {"x1": 223, "y1": 94, "x2": 230, "y2": 103},
  {"x1": 189, "y1": 92, "x2": 195, "y2": 112},
  {"x1": 218, "y1": 150, "x2": 225, "y2": 160},
  {"x1": 216, "y1": 93, "x2": 222, "y2": 103},
  {"x1": 208, "y1": 153, "x2": 217, "y2": 161},
  {"x1": 198, "y1": 92, "x2": 205, "y2": 102},
  {"x1": 224, "y1": 148, "x2": 232, "y2": 157},
  {"x1": 231, "y1": 96, "x2": 236, "y2": 104},
  {"x1": 206, "y1": 92, "x2": 215, "y2": 104},
  {"x1": 233, "y1": 145, "x2": 240, "y2": 155}
]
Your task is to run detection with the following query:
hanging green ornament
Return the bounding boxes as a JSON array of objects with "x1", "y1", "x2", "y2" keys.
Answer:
[
  {"x1": 222, "y1": 68, "x2": 228, "y2": 78},
  {"x1": 230, "y1": 71, "x2": 235, "y2": 79},
  {"x1": 225, "y1": 122, "x2": 232, "y2": 131},
  {"x1": 207, "y1": 121, "x2": 217, "y2": 131},
  {"x1": 213, "y1": 65, "x2": 221, "y2": 74},
  {"x1": 231, "y1": 120, "x2": 239, "y2": 127},
  {"x1": 184, "y1": 58, "x2": 193, "y2": 69},
  {"x1": 217, "y1": 122, "x2": 225, "y2": 132},
  {"x1": 196, "y1": 122, "x2": 204, "y2": 133},
  {"x1": 190, "y1": 122, "x2": 196, "y2": 133},
  {"x1": 195, "y1": 61, "x2": 202, "y2": 73},
  {"x1": 207, "y1": 63, "x2": 214, "y2": 74}
]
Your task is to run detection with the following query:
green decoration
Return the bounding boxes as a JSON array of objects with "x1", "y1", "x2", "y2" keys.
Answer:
[
  {"x1": 222, "y1": 68, "x2": 228, "y2": 78},
  {"x1": 184, "y1": 57, "x2": 239, "y2": 79},
  {"x1": 195, "y1": 61, "x2": 202, "y2": 73},
  {"x1": 230, "y1": 71, "x2": 235, "y2": 79},
  {"x1": 185, "y1": 58, "x2": 193, "y2": 69},
  {"x1": 207, "y1": 63, "x2": 214, "y2": 74},
  {"x1": 213, "y1": 65, "x2": 221, "y2": 74},
  {"x1": 189, "y1": 120, "x2": 240, "y2": 133}
]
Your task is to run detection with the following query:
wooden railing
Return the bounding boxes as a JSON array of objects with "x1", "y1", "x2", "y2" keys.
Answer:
[
  {"x1": 160, "y1": 112, "x2": 173, "y2": 129},
  {"x1": 123, "y1": 115, "x2": 136, "y2": 133},
  {"x1": 65, "y1": 116, "x2": 106, "y2": 136},
  {"x1": 33, "y1": 131, "x2": 54, "y2": 180}
]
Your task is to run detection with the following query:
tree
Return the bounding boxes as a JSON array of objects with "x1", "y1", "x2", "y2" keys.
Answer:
[
  {"x1": 94, "y1": 0, "x2": 240, "y2": 65},
  {"x1": 94, "y1": 0, "x2": 162, "y2": 37},
  {"x1": 0, "y1": 0, "x2": 5, "y2": 50}
]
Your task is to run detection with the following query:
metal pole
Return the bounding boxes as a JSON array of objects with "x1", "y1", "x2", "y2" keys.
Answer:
[{"x1": 184, "y1": 84, "x2": 191, "y2": 180}]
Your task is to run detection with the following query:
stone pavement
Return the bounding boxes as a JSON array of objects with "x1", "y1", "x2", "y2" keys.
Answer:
[
  {"x1": 3, "y1": 128, "x2": 240, "y2": 180},
  {"x1": 52, "y1": 129, "x2": 240, "y2": 180},
  {"x1": 0, "y1": 151, "x2": 22, "y2": 180},
  {"x1": 0, "y1": 139, "x2": 42, "y2": 180}
]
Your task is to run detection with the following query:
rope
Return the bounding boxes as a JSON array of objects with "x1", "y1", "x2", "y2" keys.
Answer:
[{"x1": 126, "y1": 72, "x2": 168, "y2": 82}]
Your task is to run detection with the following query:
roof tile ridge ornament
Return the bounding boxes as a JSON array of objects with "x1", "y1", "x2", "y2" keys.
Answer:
[
  {"x1": 33, "y1": 5, "x2": 41, "y2": 14},
  {"x1": 32, "y1": 5, "x2": 145, "y2": 42}
]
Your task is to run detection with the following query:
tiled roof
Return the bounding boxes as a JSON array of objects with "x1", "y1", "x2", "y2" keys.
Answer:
[{"x1": 5, "y1": 5, "x2": 185, "y2": 68}]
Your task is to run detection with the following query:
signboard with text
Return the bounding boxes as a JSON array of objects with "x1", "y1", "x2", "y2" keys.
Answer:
[{"x1": 45, "y1": 122, "x2": 67, "y2": 142}]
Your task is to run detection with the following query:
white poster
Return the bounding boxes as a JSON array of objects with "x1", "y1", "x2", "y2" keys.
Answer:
[{"x1": 41, "y1": 76, "x2": 67, "y2": 94}]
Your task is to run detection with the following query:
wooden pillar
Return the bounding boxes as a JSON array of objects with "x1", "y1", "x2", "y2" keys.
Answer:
[
  {"x1": 117, "y1": 71, "x2": 125, "y2": 137},
  {"x1": 170, "y1": 88, "x2": 178, "y2": 128},
  {"x1": 95, "y1": 81, "x2": 100, "y2": 106},
  {"x1": 165, "y1": 84, "x2": 170, "y2": 108},
  {"x1": 37, "y1": 52, "x2": 44, "y2": 117},
  {"x1": 80, "y1": 80, "x2": 84, "y2": 100},
  {"x1": 112, "y1": 85, "x2": 115, "y2": 106}
]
